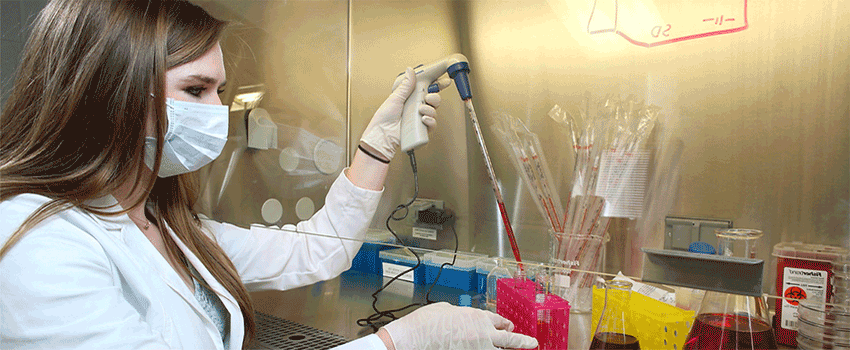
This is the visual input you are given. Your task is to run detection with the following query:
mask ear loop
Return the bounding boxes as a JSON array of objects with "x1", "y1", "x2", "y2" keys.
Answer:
[{"x1": 145, "y1": 92, "x2": 164, "y2": 176}]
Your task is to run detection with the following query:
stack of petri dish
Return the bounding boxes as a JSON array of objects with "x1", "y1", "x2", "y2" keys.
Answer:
[
  {"x1": 796, "y1": 299, "x2": 850, "y2": 349},
  {"x1": 833, "y1": 256, "x2": 850, "y2": 306}
]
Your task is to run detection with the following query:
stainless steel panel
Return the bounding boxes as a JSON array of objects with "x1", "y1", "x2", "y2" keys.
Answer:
[
  {"x1": 641, "y1": 248, "x2": 765, "y2": 297},
  {"x1": 350, "y1": 0, "x2": 850, "y2": 292},
  {"x1": 348, "y1": 1, "x2": 474, "y2": 251},
  {"x1": 250, "y1": 271, "x2": 488, "y2": 342},
  {"x1": 194, "y1": 0, "x2": 350, "y2": 228},
  {"x1": 250, "y1": 270, "x2": 598, "y2": 348},
  {"x1": 253, "y1": 312, "x2": 348, "y2": 350},
  {"x1": 196, "y1": 0, "x2": 849, "y2": 294}
]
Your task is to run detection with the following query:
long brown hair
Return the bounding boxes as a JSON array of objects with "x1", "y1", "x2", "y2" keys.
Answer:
[{"x1": 0, "y1": 0, "x2": 255, "y2": 347}]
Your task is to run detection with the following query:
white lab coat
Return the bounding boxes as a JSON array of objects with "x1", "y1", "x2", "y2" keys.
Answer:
[{"x1": 1, "y1": 172, "x2": 387, "y2": 349}]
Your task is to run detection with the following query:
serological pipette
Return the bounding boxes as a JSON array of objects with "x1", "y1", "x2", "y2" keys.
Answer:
[{"x1": 464, "y1": 99, "x2": 523, "y2": 267}]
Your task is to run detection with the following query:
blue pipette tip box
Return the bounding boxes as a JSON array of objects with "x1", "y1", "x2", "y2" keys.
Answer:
[
  {"x1": 423, "y1": 250, "x2": 485, "y2": 292},
  {"x1": 349, "y1": 229, "x2": 397, "y2": 275},
  {"x1": 378, "y1": 247, "x2": 428, "y2": 285}
]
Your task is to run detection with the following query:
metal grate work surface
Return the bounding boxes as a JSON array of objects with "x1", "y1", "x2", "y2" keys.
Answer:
[{"x1": 251, "y1": 312, "x2": 350, "y2": 350}]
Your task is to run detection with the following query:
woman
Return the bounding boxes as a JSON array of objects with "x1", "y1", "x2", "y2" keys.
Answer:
[{"x1": 0, "y1": 1, "x2": 537, "y2": 350}]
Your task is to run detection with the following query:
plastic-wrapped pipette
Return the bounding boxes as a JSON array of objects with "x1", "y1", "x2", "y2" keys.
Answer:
[
  {"x1": 515, "y1": 143, "x2": 559, "y2": 233},
  {"x1": 492, "y1": 116, "x2": 561, "y2": 234},
  {"x1": 525, "y1": 140, "x2": 564, "y2": 232}
]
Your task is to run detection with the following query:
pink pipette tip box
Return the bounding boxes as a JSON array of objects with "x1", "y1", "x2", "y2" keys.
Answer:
[{"x1": 497, "y1": 278, "x2": 570, "y2": 349}]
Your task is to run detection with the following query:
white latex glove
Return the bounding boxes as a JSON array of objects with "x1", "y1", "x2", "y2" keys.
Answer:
[
  {"x1": 359, "y1": 67, "x2": 447, "y2": 162},
  {"x1": 381, "y1": 302, "x2": 539, "y2": 350}
]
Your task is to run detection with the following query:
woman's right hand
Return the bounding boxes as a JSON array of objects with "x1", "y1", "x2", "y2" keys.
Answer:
[{"x1": 378, "y1": 302, "x2": 538, "y2": 350}]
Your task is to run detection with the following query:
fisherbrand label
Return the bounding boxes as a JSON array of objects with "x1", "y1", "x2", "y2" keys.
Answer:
[{"x1": 780, "y1": 267, "x2": 828, "y2": 330}]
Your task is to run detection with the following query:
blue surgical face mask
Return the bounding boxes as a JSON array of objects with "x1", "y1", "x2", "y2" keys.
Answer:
[{"x1": 144, "y1": 98, "x2": 229, "y2": 177}]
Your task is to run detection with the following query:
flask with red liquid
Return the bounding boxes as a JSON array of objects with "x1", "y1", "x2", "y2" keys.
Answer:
[
  {"x1": 683, "y1": 229, "x2": 778, "y2": 350},
  {"x1": 590, "y1": 279, "x2": 641, "y2": 350}
]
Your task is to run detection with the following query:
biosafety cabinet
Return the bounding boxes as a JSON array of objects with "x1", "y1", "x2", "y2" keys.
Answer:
[
  {"x1": 185, "y1": 0, "x2": 848, "y2": 287},
  {"x1": 2, "y1": 0, "x2": 846, "y2": 348},
  {"x1": 200, "y1": 1, "x2": 848, "y2": 346}
]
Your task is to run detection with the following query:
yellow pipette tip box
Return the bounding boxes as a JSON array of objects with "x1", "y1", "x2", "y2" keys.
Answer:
[{"x1": 591, "y1": 286, "x2": 696, "y2": 349}]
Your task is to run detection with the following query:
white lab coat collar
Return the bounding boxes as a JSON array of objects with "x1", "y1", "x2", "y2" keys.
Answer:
[
  {"x1": 167, "y1": 224, "x2": 244, "y2": 349},
  {"x1": 83, "y1": 194, "x2": 129, "y2": 231},
  {"x1": 82, "y1": 194, "x2": 243, "y2": 350}
]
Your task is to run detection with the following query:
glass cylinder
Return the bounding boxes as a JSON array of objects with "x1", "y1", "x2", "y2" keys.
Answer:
[
  {"x1": 550, "y1": 230, "x2": 609, "y2": 313},
  {"x1": 535, "y1": 267, "x2": 552, "y2": 350},
  {"x1": 486, "y1": 258, "x2": 513, "y2": 312},
  {"x1": 684, "y1": 229, "x2": 777, "y2": 350},
  {"x1": 535, "y1": 267, "x2": 551, "y2": 297},
  {"x1": 590, "y1": 279, "x2": 641, "y2": 350}
]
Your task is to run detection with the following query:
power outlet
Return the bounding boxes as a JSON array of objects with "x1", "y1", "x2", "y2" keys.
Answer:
[
  {"x1": 407, "y1": 198, "x2": 444, "y2": 226},
  {"x1": 664, "y1": 216, "x2": 733, "y2": 252}
]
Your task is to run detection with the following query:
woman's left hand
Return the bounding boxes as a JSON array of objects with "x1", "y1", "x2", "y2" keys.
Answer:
[{"x1": 379, "y1": 302, "x2": 539, "y2": 350}]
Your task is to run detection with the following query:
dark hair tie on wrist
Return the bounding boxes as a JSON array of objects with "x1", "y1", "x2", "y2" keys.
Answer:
[{"x1": 358, "y1": 145, "x2": 390, "y2": 164}]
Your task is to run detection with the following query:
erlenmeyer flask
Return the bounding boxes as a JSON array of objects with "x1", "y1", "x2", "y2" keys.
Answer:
[
  {"x1": 684, "y1": 229, "x2": 778, "y2": 349},
  {"x1": 590, "y1": 280, "x2": 641, "y2": 350}
]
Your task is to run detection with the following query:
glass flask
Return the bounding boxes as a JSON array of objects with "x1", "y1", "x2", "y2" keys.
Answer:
[
  {"x1": 684, "y1": 229, "x2": 778, "y2": 350},
  {"x1": 486, "y1": 258, "x2": 513, "y2": 311},
  {"x1": 590, "y1": 279, "x2": 641, "y2": 350}
]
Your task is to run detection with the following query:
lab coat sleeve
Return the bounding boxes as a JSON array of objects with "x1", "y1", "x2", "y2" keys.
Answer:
[
  {"x1": 1, "y1": 224, "x2": 168, "y2": 349},
  {"x1": 207, "y1": 170, "x2": 384, "y2": 291}
]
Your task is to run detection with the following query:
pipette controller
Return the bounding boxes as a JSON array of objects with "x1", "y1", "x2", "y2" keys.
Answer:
[
  {"x1": 394, "y1": 54, "x2": 522, "y2": 265},
  {"x1": 393, "y1": 53, "x2": 472, "y2": 152}
]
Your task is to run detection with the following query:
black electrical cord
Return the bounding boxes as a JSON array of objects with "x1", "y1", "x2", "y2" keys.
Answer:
[
  {"x1": 356, "y1": 150, "x2": 422, "y2": 330},
  {"x1": 355, "y1": 149, "x2": 459, "y2": 331},
  {"x1": 424, "y1": 220, "x2": 458, "y2": 304}
]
